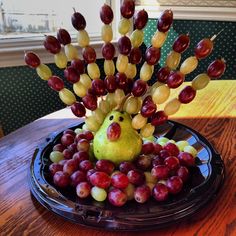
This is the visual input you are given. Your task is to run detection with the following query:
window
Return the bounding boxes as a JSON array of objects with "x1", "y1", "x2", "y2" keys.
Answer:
[{"x1": 0, "y1": 0, "x2": 120, "y2": 67}]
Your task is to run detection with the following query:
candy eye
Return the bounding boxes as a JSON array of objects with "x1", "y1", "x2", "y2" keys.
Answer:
[
  {"x1": 109, "y1": 115, "x2": 114, "y2": 121},
  {"x1": 119, "y1": 116, "x2": 124, "y2": 122}
]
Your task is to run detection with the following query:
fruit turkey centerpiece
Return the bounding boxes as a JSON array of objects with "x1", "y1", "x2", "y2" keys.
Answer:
[{"x1": 25, "y1": 0, "x2": 226, "y2": 208}]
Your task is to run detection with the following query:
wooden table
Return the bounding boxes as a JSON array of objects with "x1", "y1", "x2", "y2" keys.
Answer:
[{"x1": 0, "y1": 81, "x2": 235, "y2": 236}]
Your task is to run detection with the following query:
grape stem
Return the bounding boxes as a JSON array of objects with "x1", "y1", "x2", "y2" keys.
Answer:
[{"x1": 211, "y1": 29, "x2": 224, "y2": 41}]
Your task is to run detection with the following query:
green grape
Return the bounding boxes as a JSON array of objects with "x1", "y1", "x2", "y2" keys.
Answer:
[
  {"x1": 64, "y1": 43, "x2": 78, "y2": 61},
  {"x1": 91, "y1": 186, "x2": 107, "y2": 202},
  {"x1": 114, "y1": 89, "x2": 125, "y2": 105},
  {"x1": 168, "y1": 139, "x2": 176, "y2": 144},
  {"x1": 104, "y1": 60, "x2": 115, "y2": 76},
  {"x1": 36, "y1": 64, "x2": 52, "y2": 80},
  {"x1": 85, "y1": 116, "x2": 100, "y2": 132},
  {"x1": 192, "y1": 73, "x2": 210, "y2": 90},
  {"x1": 74, "y1": 128, "x2": 83, "y2": 134},
  {"x1": 82, "y1": 123, "x2": 88, "y2": 131},
  {"x1": 157, "y1": 137, "x2": 169, "y2": 144},
  {"x1": 59, "y1": 88, "x2": 76, "y2": 105},
  {"x1": 135, "y1": 97, "x2": 143, "y2": 113},
  {"x1": 130, "y1": 29, "x2": 144, "y2": 47},
  {"x1": 176, "y1": 140, "x2": 189, "y2": 151},
  {"x1": 125, "y1": 63, "x2": 137, "y2": 79},
  {"x1": 101, "y1": 25, "x2": 113, "y2": 43},
  {"x1": 106, "y1": 93, "x2": 117, "y2": 109},
  {"x1": 77, "y1": 30, "x2": 90, "y2": 47},
  {"x1": 50, "y1": 151, "x2": 64, "y2": 163},
  {"x1": 92, "y1": 108, "x2": 105, "y2": 124},
  {"x1": 99, "y1": 99, "x2": 110, "y2": 114},
  {"x1": 164, "y1": 98, "x2": 181, "y2": 116},
  {"x1": 140, "y1": 123, "x2": 155, "y2": 138},
  {"x1": 118, "y1": 18, "x2": 131, "y2": 35},
  {"x1": 80, "y1": 73, "x2": 92, "y2": 89},
  {"x1": 116, "y1": 54, "x2": 128, "y2": 73},
  {"x1": 54, "y1": 51, "x2": 68, "y2": 69},
  {"x1": 140, "y1": 62, "x2": 154, "y2": 81},
  {"x1": 87, "y1": 63, "x2": 100, "y2": 79},
  {"x1": 151, "y1": 31, "x2": 168, "y2": 48},
  {"x1": 152, "y1": 85, "x2": 170, "y2": 104},
  {"x1": 132, "y1": 113, "x2": 147, "y2": 129},
  {"x1": 151, "y1": 81, "x2": 164, "y2": 95},
  {"x1": 158, "y1": 141, "x2": 166, "y2": 147},
  {"x1": 184, "y1": 145, "x2": 198, "y2": 157},
  {"x1": 144, "y1": 172, "x2": 157, "y2": 184},
  {"x1": 143, "y1": 135, "x2": 155, "y2": 142},
  {"x1": 180, "y1": 56, "x2": 198, "y2": 75},
  {"x1": 166, "y1": 50, "x2": 181, "y2": 70},
  {"x1": 73, "y1": 81, "x2": 87, "y2": 97},
  {"x1": 123, "y1": 96, "x2": 138, "y2": 114},
  {"x1": 123, "y1": 183, "x2": 135, "y2": 201}
]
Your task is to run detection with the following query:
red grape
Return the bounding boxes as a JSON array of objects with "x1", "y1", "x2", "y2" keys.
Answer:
[
  {"x1": 172, "y1": 34, "x2": 190, "y2": 53},
  {"x1": 151, "y1": 111, "x2": 168, "y2": 126},
  {"x1": 178, "y1": 86, "x2": 196, "y2": 104},
  {"x1": 89, "y1": 171, "x2": 111, "y2": 188},
  {"x1": 102, "y1": 43, "x2": 115, "y2": 60},
  {"x1": 79, "y1": 160, "x2": 94, "y2": 172},
  {"x1": 151, "y1": 165, "x2": 170, "y2": 179},
  {"x1": 43, "y1": 35, "x2": 61, "y2": 54},
  {"x1": 63, "y1": 149, "x2": 74, "y2": 160},
  {"x1": 105, "y1": 75, "x2": 117, "y2": 93},
  {"x1": 153, "y1": 143, "x2": 163, "y2": 155},
  {"x1": 61, "y1": 134, "x2": 75, "y2": 147},
  {"x1": 134, "y1": 9, "x2": 148, "y2": 30},
  {"x1": 135, "y1": 154, "x2": 152, "y2": 170},
  {"x1": 47, "y1": 76, "x2": 64, "y2": 91},
  {"x1": 82, "y1": 46, "x2": 96, "y2": 64},
  {"x1": 70, "y1": 170, "x2": 87, "y2": 187},
  {"x1": 134, "y1": 185, "x2": 151, "y2": 203},
  {"x1": 100, "y1": 4, "x2": 114, "y2": 24},
  {"x1": 129, "y1": 47, "x2": 142, "y2": 64},
  {"x1": 145, "y1": 46, "x2": 161, "y2": 65},
  {"x1": 194, "y1": 38, "x2": 213, "y2": 59},
  {"x1": 119, "y1": 161, "x2": 136, "y2": 174},
  {"x1": 86, "y1": 169, "x2": 97, "y2": 181},
  {"x1": 95, "y1": 160, "x2": 115, "y2": 175},
  {"x1": 76, "y1": 182, "x2": 91, "y2": 198},
  {"x1": 71, "y1": 59, "x2": 85, "y2": 74},
  {"x1": 53, "y1": 144, "x2": 66, "y2": 152},
  {"x1": 49, "y1": 163, "x2": 63, "y2": 176},
  {"x1": 77, "y1": 139, "x2": 90, "y2": 152},
  {"x1": 68, "y1": 143, "x2": 77, "y2": 153},
  {"x1": 141, "y1": 142, "x2": 154, "y2": 155},
  {"x1": 63, "y1": 129, "x2": 76, "y2": 137},
  {"x1": 53, "y1": 171, "x2": 70, "y2": 188},
  {"x1": 92, "y1": 79, "x2": 106, "y2": 96},
  {"x1": 152, "y1": 155, "x2": 164, "y2": 167},
  {"x1": 178, "y1": 152, "x2": 195, "y2": 167},
  {"x1": 24, "y1": 52, "x2": 41, "y2": 68},
  {"x1": 207, "y1": 59, "x2": 226, "y2": 78},
  {"x1": 157, "y1": 10, "x2": 173, "y2": 32},
  {"x1": 153, "y1": 183, "x2": 169, "y2": 201},
  {"x1": 127, "y1": 170, "x2": 145, "y2": 186},
  {"x1": 71, "y1": 102, "x2": 86, "y2": 118},
  {"x1": 73, "y1": 151, "x2": 89, "y2": 164},
  {"x1": 63, "y1": 159, "x2": 78, "y2": 175},
  {"x1": 177, "y1": 166, "x2": 189, "y2": 182},
  {"x1": 167, "y1": 71, "x2": 185, "y2": 88},
  {"x1": 164, "y1": 156, "x2": 180, "y2": 170},
  {"x1": 83, "y1": 131, "x2": 94, "y2": 141},
  {"x1": 156, "y1": 66, "x2": 170, "y2": 83},
  {"x1": 118, "y1": 36, "x2": 132, "y2": 55},
  {"x1": 120, "y1": 0, "x2": 135, "y2": 19},
  {"x1": 71, "y1": 11, "x2": 86, "y2": 30},
  {"x1": 57, "y1": 28, "x2": 71, "y2": 45},
  {"x1": 82, "y1": 94, "x2": 97, "y2": 111},
  {"x1": 64, "y1": 66, "x2": 80, "y2": 83},
  {"x1": 166, "y1": 176, "x2": 183, "y2": 194},
  {"x1": 141, "y1": 101, "x2": 157, "y2": 118},
  {"x1": 108, "y1": 188, "x2": 127, "y2": 207},
  {"x1": 132, "y1": 80, "x2": 147, "y2": 97},
  {"x1": 111, "y1": 172, "x2": 129, "y2": 189},
  {"x1": 163, "y1": 143, "x2": 179, "y2": 156},
  {"x1": 107, "y1": 122, "x2": 121, "y2": 141},
  {"x1": 115, "y1": 72, "x2": 127, "y2": 90},
  {"x1": 159, "y1": 149, "x2": 171, "y2": 159},
  {"x1": 124, "y1": 78, "x2": 134, "y2": 94}
]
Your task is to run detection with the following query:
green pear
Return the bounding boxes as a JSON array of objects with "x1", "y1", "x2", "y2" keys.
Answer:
[{"x1": 93, "y1": 111, "x2": 142, "y2": 165}]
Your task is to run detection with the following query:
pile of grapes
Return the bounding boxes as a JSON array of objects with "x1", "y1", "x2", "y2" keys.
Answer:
[
  {"x1": 49, "y1": 128, "x2": 197, "y2": 206},
  {"x1": 24, "y1": 0, "x2": 226, "y2": 207}
]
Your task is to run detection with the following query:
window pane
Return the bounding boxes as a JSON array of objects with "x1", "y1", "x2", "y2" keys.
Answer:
[{"x1": 0, "y1": 0, "x2": 106, "y2": 39}]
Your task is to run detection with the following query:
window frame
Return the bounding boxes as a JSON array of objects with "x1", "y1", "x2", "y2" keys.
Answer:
[{"x1": 0, "y1": 0, "x2": 120, "y2": 68}]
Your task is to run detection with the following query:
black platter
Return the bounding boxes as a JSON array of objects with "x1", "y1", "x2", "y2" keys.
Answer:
[{"x1": 29, "y1": 120, "x2": 225, "y2": 231}]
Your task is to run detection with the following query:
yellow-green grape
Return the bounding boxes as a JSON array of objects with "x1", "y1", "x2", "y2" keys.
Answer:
[
  {"x1": 101, "y1": 25, "x2": 113, "y2": 43},
  {"x1": 151, "y1": 31, "x2": 168, "y2": 48},
  {"x1": 135, "y1": 97, "x2": 143, "y2": 114},
  {"x1": 151, "y1": 81, "x2": 164, "y2": 95},
  {"x1": 144, "y1": 172, "x2": 157, "y2": 184},
  {"x1": 123, "y1": 183, "x2": 135, "y2": 200},
  {"x1": 99, "y1": 99, "x2": 110, "y2": 115},
  {"x1": 180, "y1": 56, "x2": 198, "y2": 75},
  {"x1": 74, "y1": 128, "x2": 83, "y2": 134},
  {"x1": 176, "y1": 140, "x2": 189, "y2": 151},
  {"x1": 64, "y1": 44, "x2": 78, "y2": 60},
  {"x1": 132, "y1": 113, "x2": 147, "y2": 130},
  {"x1": 106, "y1": 93, "x2": 117, "y2": 109},
  {"x1": 125, "y1": 63, "x2": 137, "y2": 79},
  {"x1": 87, "y1": 63, "x2": 100, "y2": 79},
  {"x1": 59, "y1": 88, "x2": 76, "y2": 105},
  {"x1": 158, "y1": 141, "x2": 166, "y2": 147},
  {"x1": 77, "y1": 30, "x2": 90, "y2": 47},
  {"x1": 82, "y1": 123, "x2": 88, "y2": 131},
  {"x1": 104, "y1": 60, "x2": 115, "y2": 76},
  {"x1": 152, "y1": 85, "x2": 170, "y2": 104},
  {"x1": 140, "y1": 123, "x2": 155, "y2": 138},
  {"x1": 118, "y1": 18, "x2": 132, "y2": 35},
  {"x1": 130, "y1": 29, "x2": 144, "y2": 47},
  {"x1": 123, "y1": 96, "x2": 138, "y2": 114},
  {"x1": 157, "y1": 137, "x2": 169, "y2": 144},
  {"x1": 168, "y1": 139, "x2": 176, "y2": 144},
  {"x1": 91, "y1": 186, "x2": 107, "y2": 202},
  {"x1": 116, "y1": 54, "x2": 128, "y2": 73},
  {"x1": 85, "y1": 116, "x2": 100, "y2": 132},
  {"x1": 92, "y1": 108, "x2": 105, "y2": 125},
  {"x1": 166, "y1": 50, "x2": 181, "y2": 70},
  {"x1": 143, "y1": 135, "x2": 155, "y2": 142},
  {"x1": 80, "y1": 73, "x2": 92, "y2": 89},
  {"x1": 49, "y1": 151, "x2": 64, "y2": 163},
  {"x1": 184, "y1": 145, "x2": 198, "y2": 157},
  {"x1": 73, "y1": 81, "x2": 87, "y2": 97},
  {"x1": 36, "y1": 64, "x2": 52, "y2": 80},
  {"x1": 114, "y1": 89, "x2": 125, "y2": 105},
  {"x1": 54, "y1": 51, "x2": 68, "y2": 69},
  {"x1": 164, "y1": 98, "x2": 181, "y2": 116},
  {"x1": 140, "y1": 62, "x2": 154, "y2": 81},
  {"x1": 192, "y1": 73, "x2": 211, "y2": 90}
]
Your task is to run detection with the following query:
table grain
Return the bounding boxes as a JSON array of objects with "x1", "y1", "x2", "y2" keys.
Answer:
[{"x1": 0, "y1": 81, "x2": 235, "y2": 236}]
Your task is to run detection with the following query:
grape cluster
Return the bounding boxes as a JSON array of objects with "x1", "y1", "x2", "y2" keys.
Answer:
[{"x1": 49, "y1": 128, "x2": 197, "y2": 206}]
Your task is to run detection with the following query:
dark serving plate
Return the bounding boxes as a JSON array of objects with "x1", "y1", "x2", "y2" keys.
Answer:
[{"x1": 29, "y1": 120, "x2": 225, "y2": 231}]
